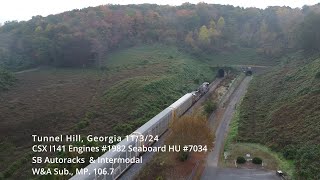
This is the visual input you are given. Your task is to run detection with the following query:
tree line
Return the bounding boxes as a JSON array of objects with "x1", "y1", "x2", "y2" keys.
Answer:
[{"x1": 0, "y1": 3, "x2": 320, "y2": 70}]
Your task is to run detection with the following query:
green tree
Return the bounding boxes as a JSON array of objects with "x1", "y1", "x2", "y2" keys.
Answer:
[
  {"x1": 208, "y1": 19, "x2": 217, "y2": 37},
  {"x1": 0, "y1": 68, "x2": 15, "y2": 91},
  {"x1": 209, "y1": 19, "x2": 216, "y2": 29},
  {"x1": 185, "y1": 31, "x2": 195, "y2": 47},
  {"x1": 34, "y1": 26, "x2": 43, "y2": 33}
]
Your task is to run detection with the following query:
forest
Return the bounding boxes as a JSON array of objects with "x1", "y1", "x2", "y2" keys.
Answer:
[{"x1": 0, "y1": 3, "x2": 320, "y2": 71}]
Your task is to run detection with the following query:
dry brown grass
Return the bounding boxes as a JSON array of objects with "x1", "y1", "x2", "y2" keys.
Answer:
[
  {"x1": 136, "y1": 114, "x2": 214, "y2": 179},
  {"x1": 166, "y1": 114, "x2": 214, "y2": 149}
]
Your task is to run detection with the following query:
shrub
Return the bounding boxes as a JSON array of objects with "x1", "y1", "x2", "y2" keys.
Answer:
[
  {"x1": 76, "y1": 118, "x2": 89, "y2": 130},
  {"x1": 252, "y1": 157, "x2": 262, "y2": 164},
  {"x1": 166, "y1": 114, "x2": 214, "y2": 162},
  {"x1": 85, "y1": 111, "x2": 99, "y2": 119},
  {"x1": 113, "y1": 123, "x2": 133, "y2": 136},
  {"x1": 156, "y1": 176, "x2": 164, "y2": 180},
  {"x1": 204, "y1": 101, "x2": 217, "y2": 115},
  {"x1": 194, "y1": 78, "x2": 200, "y2": 84},
  {"x1": 179, "y1": 151, "x2": 189, "y2": 162},
  {"x1": 236, "y1": 156, "x2": 246, "y2": 164},
  {"x1": 283, "y1": 145, "x2": 297, "y2": 160},
  {"x1": 315, "y1": 72, "x2": 320, "y2": 79},
  {"x1": 0, "y1": 68, "x2": 16, "y2": 91},
  {"x1": 295, "y1": 144, "x2": 320, "y2": 179}
]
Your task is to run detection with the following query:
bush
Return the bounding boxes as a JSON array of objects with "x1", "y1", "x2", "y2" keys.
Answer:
[
  {"x1": 295, "y1": 144, "x2": 320, "y2": 179},
  {"x1": 113, "y1": 123, "x2": 133, "y2": 136},
  {"x1": 0, "y1": 68, "x2": 16, "y2": 91},
  {"x1": 252, "y1": 157, "x2": 262, "y2": 164},
  {"x1": 76, "y1": 118, "x2": 89, "y2": 130},
  {"x1": 156, "y1": 176, "x2": 164, "y2": 180},
  {"x1": 166, "y1": 114, "x2": 214, "y2": 162},
  {"x1": 236, "y1": 156, "x2": 246, "y2": 164},
  {"x1": 204, "y1": 101, "x2": 217, "y2": 115},
  {"x1": 315, "y1": 72, "x2": 320, "y2": 79},
  {"x1": 85, "y1": 111, "x2": 99, "y2": 119},
  {"x1": 179, "y1": 151, "x2": 189, "y2": 162},
  {"x1": 283, "y1": 145, "x2": 297, "y2": 160}
]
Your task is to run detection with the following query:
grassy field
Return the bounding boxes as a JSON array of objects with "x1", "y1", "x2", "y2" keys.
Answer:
[
  {"x1": 99, "y1": 44, "x2": 219, "y2": 135},
  {"x1": 200, "y1": 48, "x2": 278, "y2": 66},
  {"x1": 237, "y1": 51, "x2": 320, "y2": 179}
]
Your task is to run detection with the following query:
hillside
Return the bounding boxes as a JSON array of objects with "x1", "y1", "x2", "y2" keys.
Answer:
[
  {"x1": 85, "y1": 44, "x2": 220, "y2": 136},
  {"x1": 0, "y1": 45, "x2": 221, "y2": 179},
  {"x1": 238, "y1": 52, "x2": 320, "y2": 179}
]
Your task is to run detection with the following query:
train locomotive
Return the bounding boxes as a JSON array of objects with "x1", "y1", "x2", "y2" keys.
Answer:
[{"x1": 70, "y1": 82, "x2": 210, "y2": 180}]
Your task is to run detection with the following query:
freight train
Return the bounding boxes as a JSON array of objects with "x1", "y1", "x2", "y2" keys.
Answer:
[{"x1": 70, "y1": 82, "x2": 210, "y2": 180}]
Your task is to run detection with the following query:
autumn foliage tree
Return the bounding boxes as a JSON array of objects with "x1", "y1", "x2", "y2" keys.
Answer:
[
  {"x1": 0, "y1": 3, "x2": 319, "y2": 70},
  {"x1": 166, "y1": 113, "x2": 214, "y2": 160}
]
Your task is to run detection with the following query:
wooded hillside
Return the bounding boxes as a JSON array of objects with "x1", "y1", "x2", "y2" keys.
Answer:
[{"x1": 1, "y1": 3, "x2": 320, "y2": 70}]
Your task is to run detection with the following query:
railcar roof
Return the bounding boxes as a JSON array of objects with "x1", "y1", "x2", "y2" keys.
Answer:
[
  {"x1": 169, "y1": 93, "x2": 193, "y2": 109},
  {"x1": 133, "y1": 107, "x2": 172, "y2": 134}
]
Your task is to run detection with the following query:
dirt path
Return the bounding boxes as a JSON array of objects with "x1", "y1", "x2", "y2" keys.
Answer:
[{"x1": 14, "y1": 67, "x2": 40, "y2": 74}]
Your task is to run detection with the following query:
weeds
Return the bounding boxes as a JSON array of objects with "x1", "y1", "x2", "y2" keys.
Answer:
[
  {"x1": 203, "y1": 100, "x2": 217, "y2": 116},
  {"x1": 0, "y1": 68, "x2": 15, "y2": 91}
]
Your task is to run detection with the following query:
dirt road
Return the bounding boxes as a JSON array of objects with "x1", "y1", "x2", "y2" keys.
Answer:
[{"x1": 14, "y1": 68, "x2": 39, "y2": 74}]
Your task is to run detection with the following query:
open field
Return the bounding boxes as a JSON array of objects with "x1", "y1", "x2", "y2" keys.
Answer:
[{"x1": 201, "y1": 48, "x2": 278, "y2": 66}]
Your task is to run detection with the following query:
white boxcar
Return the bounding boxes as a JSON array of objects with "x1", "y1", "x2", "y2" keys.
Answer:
[
  {"x1": 70, "y1": 108, "x2": 173, "y2": 180},
  {"x1": 70, "y1": 92, "x2": 200, "y2": 180},
  {"x1": 70, "y1": 137, "x2": 137, "y2": 180},
  {"x1": 132, "y1": 107, "x2": 172, "y2": 147},
  {"x1": 169, "y1": 93, "x2": 193, "y2": 118}
]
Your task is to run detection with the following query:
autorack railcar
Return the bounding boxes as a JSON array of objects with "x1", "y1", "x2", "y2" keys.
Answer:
[{"x1": 70, "y1": 81, "x2": 211, "y2": 180}]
